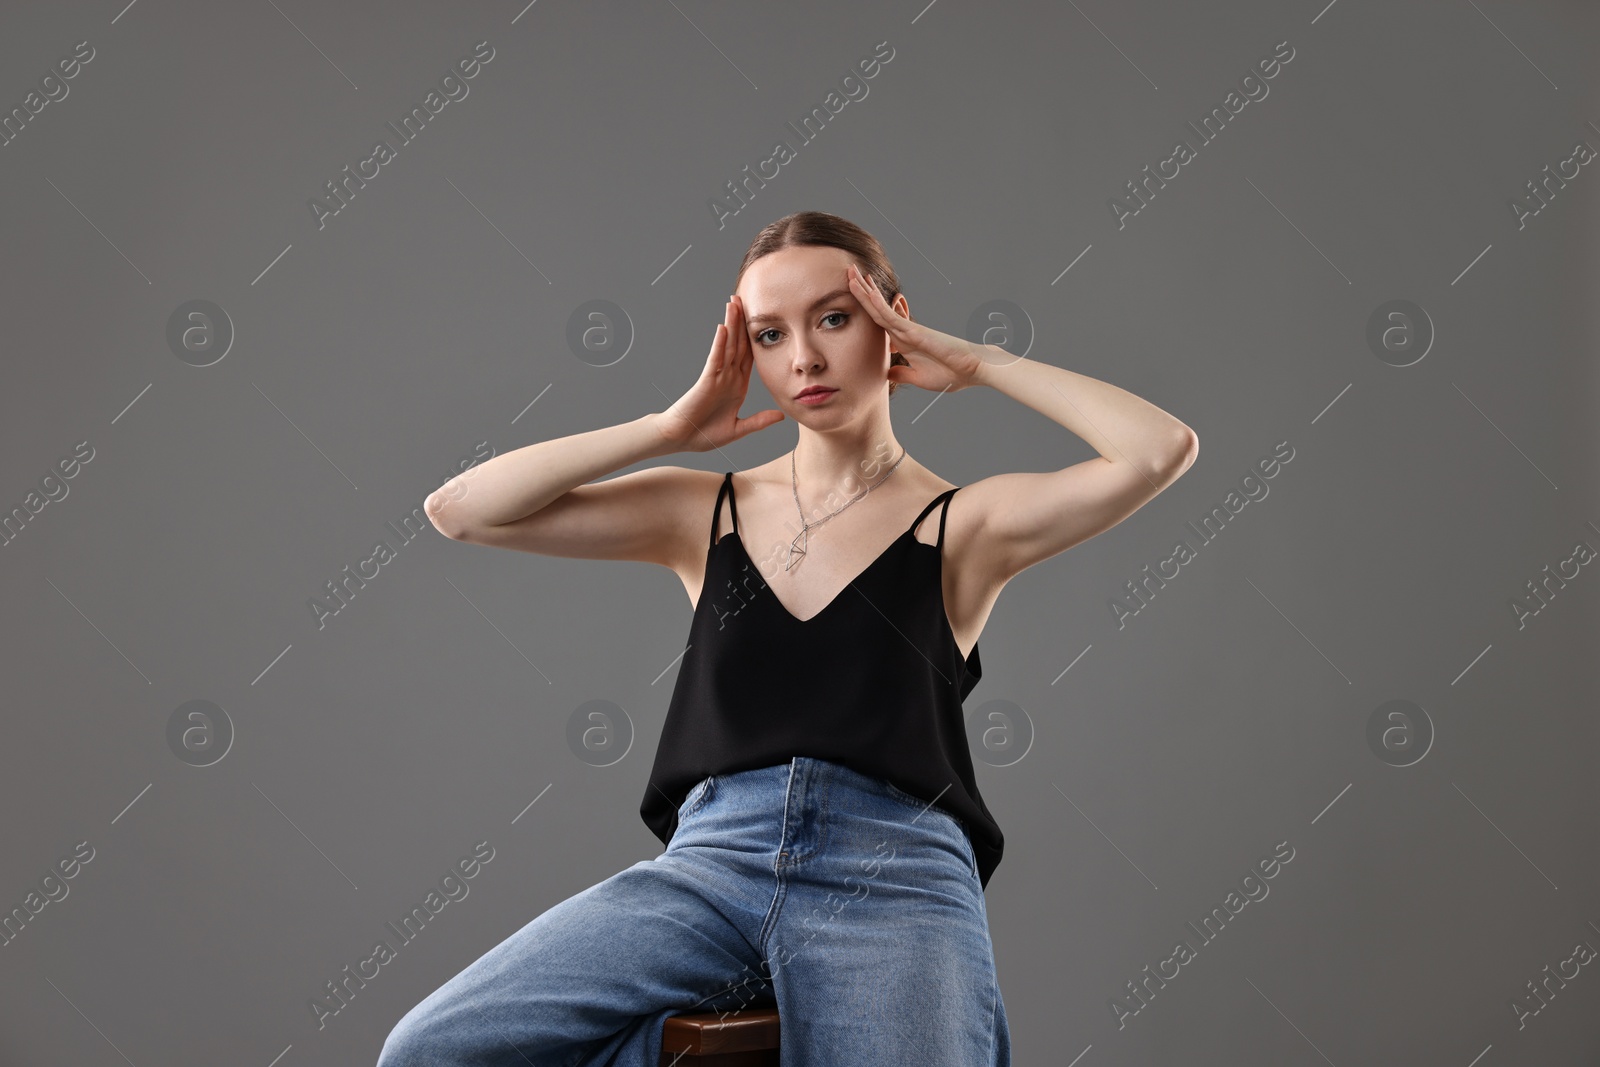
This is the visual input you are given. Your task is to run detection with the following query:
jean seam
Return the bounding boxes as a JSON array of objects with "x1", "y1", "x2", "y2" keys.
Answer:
[
  {"x1": 776, "y1": 761, "x2": 830, "y2": 868},
  {"x1": 882, "y1": 782, "x2": 980, "y2": 886},
  {"x1": 883, "y1": 781, "x2": 966, "y2": 829},
  {"x1": 986, "y1": 970, "x2": 998, "y2": 1066},
  {"x1": 678, "y1": 775, "x2": 716, "y2": 823},
  {"x1": 885, "y1": 787, "x2": 945, "y2": 827},
  {"x1": 756, "y1": 769, "x2": 798, "y2": 955}
]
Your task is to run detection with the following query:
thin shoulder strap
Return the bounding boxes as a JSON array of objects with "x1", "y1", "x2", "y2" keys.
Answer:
[
  {"x1": 936, "y1": 486, "x2": 960, "y2": 549},
  {"x1": 710, "y1": 471, "x2": 740, "y2": 549},
  {"x1": 907, "y1": 486, "x2": 961, "y2": 547}
]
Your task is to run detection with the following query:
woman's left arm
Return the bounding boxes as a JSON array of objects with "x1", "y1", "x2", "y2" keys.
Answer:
[
  {"x1": 845, "y1": 261, "x2": 1198, "y2": 584},
  {"x1": 962, "y1": 353, "x2": 1198, "y2": 583}
]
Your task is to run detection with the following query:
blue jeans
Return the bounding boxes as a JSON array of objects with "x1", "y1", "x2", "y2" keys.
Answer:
[{"x1": 376, "y1": 757, "x2": 1009, "y2": 1066}]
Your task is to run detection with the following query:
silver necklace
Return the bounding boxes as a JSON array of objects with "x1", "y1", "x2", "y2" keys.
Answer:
[{"x1": 785, "y1": 444, "x2": 909, "y2": 571}]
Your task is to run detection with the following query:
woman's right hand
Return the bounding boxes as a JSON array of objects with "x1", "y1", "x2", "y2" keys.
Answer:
[{"x1": 655, "y1": 295, "x2": 785, "y2": 453}]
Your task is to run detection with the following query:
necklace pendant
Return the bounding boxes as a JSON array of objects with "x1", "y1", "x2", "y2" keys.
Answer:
[{"x1": 785, "y1": 528, "x2": 808, "y2": 571}]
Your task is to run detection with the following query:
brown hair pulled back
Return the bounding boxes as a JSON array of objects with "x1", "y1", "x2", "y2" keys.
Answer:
[{"x1": 734, "y1": 211, "x2": 913, "y2": 398}]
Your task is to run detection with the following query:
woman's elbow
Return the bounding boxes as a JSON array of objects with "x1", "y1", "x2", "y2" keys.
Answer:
[
  {"x1": 424, "y1": 488, "x2": 467, "y2": 539},
  {"x1": 1163, "y1": 431, "x2": 1199, "y2": 481}
]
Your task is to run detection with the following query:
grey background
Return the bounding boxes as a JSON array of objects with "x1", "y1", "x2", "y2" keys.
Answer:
[{"x1": 2, "y1": 0, "x2": 1597, "y2": 1063}]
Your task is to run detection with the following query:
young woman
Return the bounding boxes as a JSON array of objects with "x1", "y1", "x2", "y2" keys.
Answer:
[{"x1": 377, "y1": 211, "x2": 1197, "y2": 1066}]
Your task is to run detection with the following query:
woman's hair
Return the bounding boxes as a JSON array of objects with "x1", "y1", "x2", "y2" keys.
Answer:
[{"x1": 734, "y1": 211, "x2": 913, "y2": 398}]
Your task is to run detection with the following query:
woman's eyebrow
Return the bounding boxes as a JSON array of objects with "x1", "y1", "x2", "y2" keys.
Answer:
[{"x1": 746, "y1": 288, "x2": 852, "y2": 325}]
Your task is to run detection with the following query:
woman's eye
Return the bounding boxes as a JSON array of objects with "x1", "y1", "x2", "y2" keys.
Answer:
[{"x1": 755, "y1": 313, "x2": 844, "y2": 346}]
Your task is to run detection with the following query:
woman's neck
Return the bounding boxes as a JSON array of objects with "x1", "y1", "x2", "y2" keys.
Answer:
[{"x1": 789, "y1": 426, "x2": 907, "y2": 504}]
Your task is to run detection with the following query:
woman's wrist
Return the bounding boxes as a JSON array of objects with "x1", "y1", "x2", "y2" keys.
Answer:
[
  {"x1": 966, "y1": 344, "x2": 1021, "y2": 390},
  {"x1": 646, "y1": 409, "x2": 697, "y2": 455}
]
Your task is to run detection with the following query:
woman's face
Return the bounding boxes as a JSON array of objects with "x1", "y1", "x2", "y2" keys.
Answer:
[{"x1": 735, "y1": 244, "x2": 907, "y2": 422}]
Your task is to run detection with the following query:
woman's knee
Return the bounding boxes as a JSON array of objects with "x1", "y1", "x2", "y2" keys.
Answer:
[
  {"x1": 374, "y1": 1000, "x2": 451, "y2": 1067},
  {"x1": 375, "y1": 994, "x2": 572, "y2": 1067}
]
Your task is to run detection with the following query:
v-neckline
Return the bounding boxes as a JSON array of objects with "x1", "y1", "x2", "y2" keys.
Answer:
[
  {"x1": 711, "y1": 530, "x2": 980, "y2": 671},
  {"x1": 722, "y1": 528, "x2": 916, "y2": 625}
]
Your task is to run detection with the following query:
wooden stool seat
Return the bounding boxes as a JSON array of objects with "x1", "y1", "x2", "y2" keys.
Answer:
[{"x1": 660, "y1": 1007, "x2": 780, "y2": 1065}]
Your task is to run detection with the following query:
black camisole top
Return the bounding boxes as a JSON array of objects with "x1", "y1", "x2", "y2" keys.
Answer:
[{"x1": 641, "y1": 471, "x2": 1004, "y2": 888}]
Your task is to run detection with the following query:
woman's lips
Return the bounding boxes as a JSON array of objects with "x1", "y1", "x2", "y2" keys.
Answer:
[{"x1": 796, "y1": 389, "x2": 837, "y2": 405}]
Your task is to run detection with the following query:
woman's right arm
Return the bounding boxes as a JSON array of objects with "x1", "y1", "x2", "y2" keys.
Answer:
[
  {"x1": 423, "y1": 412, "x2": 694, "y2": 564},
  {"x1": 424, "y1": 295, "x2": 783, "y2": 570}
]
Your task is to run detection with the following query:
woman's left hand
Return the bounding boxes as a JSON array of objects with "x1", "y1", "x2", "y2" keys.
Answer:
[{"x1": 845, "y1": 262, "x2": 990, "y2": 393}]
